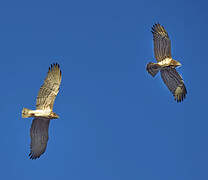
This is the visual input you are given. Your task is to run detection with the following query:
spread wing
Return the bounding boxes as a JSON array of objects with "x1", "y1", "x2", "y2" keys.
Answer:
[
  {"x1": 29, "y1": 117, "x2": 50, "y2": 159},
  {"x1": 160, "y1": 67, "x2": 187, "y2": 102},
  {"x1": 36, "y1": 63, "x2": 62, "y2": 111},
  {"x1": 152, "y1": 23, "x2": 172, "y2": 62}
]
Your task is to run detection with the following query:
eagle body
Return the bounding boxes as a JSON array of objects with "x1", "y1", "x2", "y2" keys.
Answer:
[
  {"x1": 157, "y1": 58, "x2": 181, "y2": 67},
  {"x1": 146, "y1": 23, "x2": 187, "y2": 102},
  {"x1": 22, "y1": 108, "x2": 59, "y2": 119},
  {"x1": 22, "y1": 63, "x2": 62, "y2": 159}
]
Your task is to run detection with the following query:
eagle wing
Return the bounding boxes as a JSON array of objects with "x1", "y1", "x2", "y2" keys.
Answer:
[
  {"x1": 36, "y1": 63, "x2": 62, "y2": 111},
  {"x1": 160, "y1": 67, "x2": 187, "y2": 102},
  {"x1": 29, "y1": 117, "x2": 50, "y2": 159},
  {"x1": 152, "y1": 23, "x2": 172, "y2": 62}
]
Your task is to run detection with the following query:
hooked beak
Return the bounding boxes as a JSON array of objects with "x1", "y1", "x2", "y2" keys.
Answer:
[
  {"x1": 177, "y1": 61, "x2": 182, "y2": 66},
  {"x1": 173, "y1": 60, "x2": 182, "y2": 67}
]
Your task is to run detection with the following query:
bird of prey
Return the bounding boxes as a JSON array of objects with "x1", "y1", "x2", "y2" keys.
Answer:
[
  {"x1": 22, "y1": 63, "x2": 62, "y2": 159},
  {"x1": 146, "y1": 23, "x2": 187, "y2": 102}
]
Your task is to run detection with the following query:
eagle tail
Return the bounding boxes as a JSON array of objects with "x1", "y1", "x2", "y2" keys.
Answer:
[
  {"x1": 146, "y1": 62, "x2": 161, "y2": 77},
  {"x1": 22, "y1": 108, "x2": 33, "y2": 118}
]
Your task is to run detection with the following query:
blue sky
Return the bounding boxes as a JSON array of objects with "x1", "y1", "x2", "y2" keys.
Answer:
[{"x1": 1, "y1": 0, "x2": 208, "y2": 179}]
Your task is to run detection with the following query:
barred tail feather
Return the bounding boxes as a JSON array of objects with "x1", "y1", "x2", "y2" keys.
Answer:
[
  {"x1": 22, "y1": 108, "x2": 33, "y2": 118},
  {"x1": 146, "y1": 62, "x2": 161, "y2": 77}
]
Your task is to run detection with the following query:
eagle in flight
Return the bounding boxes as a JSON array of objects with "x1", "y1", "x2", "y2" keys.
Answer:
[
  {"x1": 146, "y1": 23, "x2": 187, "y2": 102},
  {"x1": 22, "y1": 63, "x2": 62, "y2": 159}
]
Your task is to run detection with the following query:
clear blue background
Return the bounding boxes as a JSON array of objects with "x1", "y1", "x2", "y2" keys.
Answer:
[{"x1": 1, "y1": 0, "x2": 207, "y2": 179}]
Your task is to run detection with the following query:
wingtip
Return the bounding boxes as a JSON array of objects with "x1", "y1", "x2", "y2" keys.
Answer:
[
  {"x1": 152, "y1": 22, "x2": 160, "y2": 27},
  {"x1": 49, "y1": 63, "x2": 61, "y2": 70},
  {"x1": 151, "y1": 22, "x2": 162, "y2": 30},
  {"x1": 174, "y1": 86, "x2": 187, "y2": 103},
  {"x1": 29, "y1": 152, "x2": 41, "y2": 160},
  {"x1": 151, "y1": 23, "x2": 159, "y2": 33}
]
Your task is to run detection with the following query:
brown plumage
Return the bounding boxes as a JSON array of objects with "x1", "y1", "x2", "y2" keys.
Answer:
[
  {"x1": 146, "y1": 23, "x2": 187, "y2": 102},
  {"x1": 152, "y1": 23, "x2": 172, "y2": 62},
  {"x1": 22, "y1": 63, "x2": 62, "y2": 159},
  {"x1": 36, "y1": 63, "x2": 62, "y2": 111},
  {"x1": 160, "y1": 67, "x2": 187, "y2": 102},
  {"x1": 29, "y1": 117, "x2": 50, "y2": 159}
]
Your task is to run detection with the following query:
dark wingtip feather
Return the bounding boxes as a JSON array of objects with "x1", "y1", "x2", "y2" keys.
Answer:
[
  {"x1": 151, "y1": 23, "x2": 160, "y2": 33},
  {"x1": 49, "y1": 63, "x2": 61, "y2": 71},
  {"x1": 29, "y1": 152, "x2": 40, "y2": 160},
  {"x1": 174, "y1": 84, "x2": 187, "y2": 103},
  {"x1": 151, "y1": 22, "x2": 163, "y2": 32}
]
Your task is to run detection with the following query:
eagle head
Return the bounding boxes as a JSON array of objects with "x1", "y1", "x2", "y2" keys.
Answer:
[
  {"x1": 170, "y1": 59, "x2": 181, "y2": 67},
  {"x1": 49, "y1": 112, "x2": 59, "y2": 119}
]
